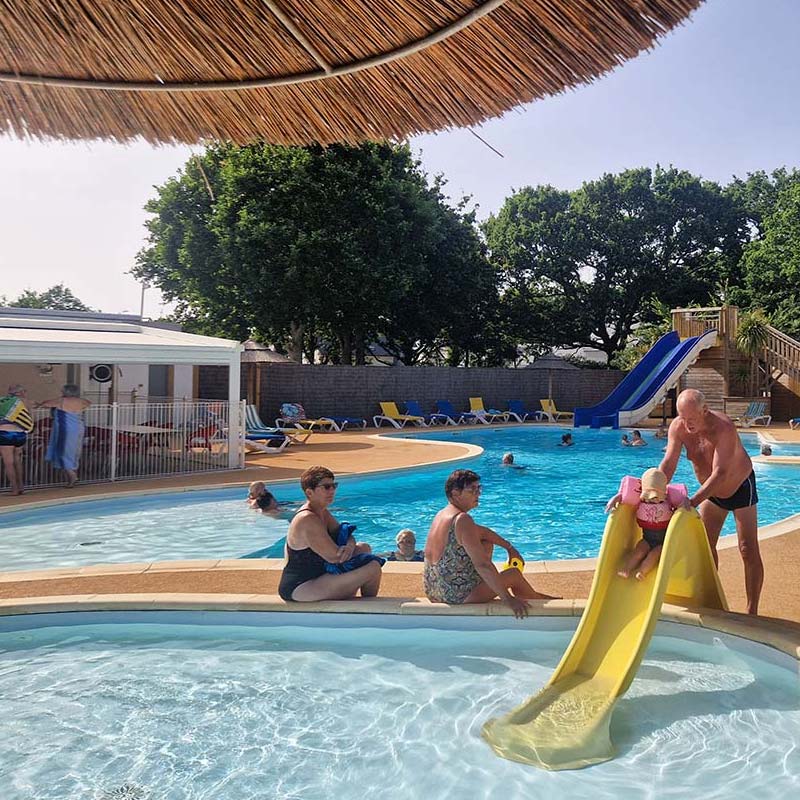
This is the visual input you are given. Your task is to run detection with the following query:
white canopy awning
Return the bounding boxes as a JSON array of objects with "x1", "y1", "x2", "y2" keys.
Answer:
[
  {"x1": 0, "y1": 308, "x2": 243, "y2": 468},
  {"x1": 0, "y1": 308, "x2": 241, "y2": 365}
]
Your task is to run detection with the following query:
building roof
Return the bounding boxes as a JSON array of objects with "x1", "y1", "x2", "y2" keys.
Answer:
[
  {"x1": 0, "y1": 1, "x2": 702, "y2": 146},
  {"x1": 241, "y1": 339, "x2": 297, "y2": 364},
  {"x1": 0, "y1": 308, "x2": 241, "y2": 366}
]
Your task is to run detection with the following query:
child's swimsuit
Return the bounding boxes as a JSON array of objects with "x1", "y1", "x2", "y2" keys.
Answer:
[
  {"x1": 423, "y1": 515, "x2": 482, "y2": 604},
  {"x1": 636, "y1": 500, "x2": 673, "y2": 548}
]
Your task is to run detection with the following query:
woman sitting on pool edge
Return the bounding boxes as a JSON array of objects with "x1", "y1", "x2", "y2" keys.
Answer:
[
  {"x1": 424, "y1": 469, "x2": 555, "y2": 619},
  {"x1": 278, "y1": 466, "x2": 382, "y2": 602}
]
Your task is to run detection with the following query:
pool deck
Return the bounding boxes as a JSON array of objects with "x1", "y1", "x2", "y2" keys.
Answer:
[{"x1": 2, "y1": 421, "x2": 800, "y2": 640}]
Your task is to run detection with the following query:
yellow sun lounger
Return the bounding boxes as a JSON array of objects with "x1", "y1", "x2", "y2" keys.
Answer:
[
  {"x1": 539, "y1": 398, "x2": 574, "y2": 422},
  {"x1": 482, "y1": 504, "x2": 726, "y2": 771},
  {"x1": 469, "y1": 397, "x2": 510, "y2": 423},
  {"x1": 373, "y1": 402, "x2": 428, "y2": 429}
]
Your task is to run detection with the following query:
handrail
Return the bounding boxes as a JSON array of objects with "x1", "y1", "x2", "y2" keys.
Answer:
[{"x1": 764, "y1": 325, "x2": 800, "y2": 377}]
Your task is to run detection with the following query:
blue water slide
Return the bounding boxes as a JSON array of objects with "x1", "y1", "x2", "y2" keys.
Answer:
[
  {"x1": 574, "y1": 331, "x2": 680, "y2": 428},
  {"x1": 575, "y1": 329, "x2": 718, "y2": 429}
]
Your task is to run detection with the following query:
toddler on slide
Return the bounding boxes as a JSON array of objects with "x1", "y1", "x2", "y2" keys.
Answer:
[{"x1": 605, "y1": 468, "x2": 687, "y2": 581}]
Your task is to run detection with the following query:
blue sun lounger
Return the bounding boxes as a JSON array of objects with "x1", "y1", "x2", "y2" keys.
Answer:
[
  {"x1": 436, "y1": 400, "x2": 476, "y2": 425},
  {"x1": 404, "y1": 400, "x2": 453, "y2": 426},
  {"x1": 508, "y1": 400, "x2": 545, "y2": 423}
]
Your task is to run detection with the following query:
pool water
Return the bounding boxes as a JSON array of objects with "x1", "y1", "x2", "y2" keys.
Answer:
[
  {"x1": 0, "y1": 613, "x2": 798, "y2": 800},
  {"x1": 1, "y1": 426, "x2": 798, "y2": 571}
]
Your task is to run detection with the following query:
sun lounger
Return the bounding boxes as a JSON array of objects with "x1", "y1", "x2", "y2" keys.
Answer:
[
  {"x1": 469, "y1": 397, "x2": 511, "y2": 423},
  {"x1": 275, "y1": 403, "x2": 337, "y2": 431},
  {"x1": 507, "y1": 400, "x2": 545, "y2": 423},
  {"x1": 539, "y1": 398, "x2": 575, "y2": 423},
  {"x1": 734, "y1": 400, "x2": 772, "y2": 427},
  {"x1": 436, "y1": 400, "x2": 476, "y2": 425},
  {"x1": 244, "y1": 436, "x2": 290, "y2": 454},
  {"x1": 317, "y1": 415, "x2": 368, "y2": 431},
  {"x1": 405, "y1": 400, "x2": 453, "y2": 426},
  {"x1": 244, "y1": 404, "x2": 312, "y2": 442},
  {"x1": 373, "y1": 402, "x2": 428, "y2": 429}
]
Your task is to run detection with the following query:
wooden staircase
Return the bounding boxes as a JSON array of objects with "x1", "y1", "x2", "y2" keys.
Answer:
[
  {"x1": 672, "y1": 307, "x2": 800, "y2": 419},
  {"x1": 764, "y1": 325, "x2": 800, "y2": 394}
]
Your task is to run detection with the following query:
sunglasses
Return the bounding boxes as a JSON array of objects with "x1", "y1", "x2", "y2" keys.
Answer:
[{"x1": 317, "y1": 482, "x2": 339, "y2": 491}]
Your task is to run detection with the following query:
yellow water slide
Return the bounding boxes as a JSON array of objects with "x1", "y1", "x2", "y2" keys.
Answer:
[{"x1": 482, "y1": 504, "x2": 727, "y2": 770}]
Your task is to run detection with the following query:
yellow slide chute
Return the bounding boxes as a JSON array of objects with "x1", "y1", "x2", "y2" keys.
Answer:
[{"x1": 482, "y1": 505, "x2": 727, "y2": 770}]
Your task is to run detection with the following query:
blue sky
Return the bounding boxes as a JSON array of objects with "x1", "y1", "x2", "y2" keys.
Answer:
[{"x1": 1, "y1": 0, "x2": 798, "y2": 315}]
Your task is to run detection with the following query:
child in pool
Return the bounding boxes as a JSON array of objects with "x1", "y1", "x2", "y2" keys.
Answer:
[{"x1": 606, "y1": 468, "x2": 685, "y2": 580}]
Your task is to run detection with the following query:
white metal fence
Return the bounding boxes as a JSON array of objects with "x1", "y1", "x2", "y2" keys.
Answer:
[{"x1": 1, "y1": 400, "x2": 245, "y2": 491}]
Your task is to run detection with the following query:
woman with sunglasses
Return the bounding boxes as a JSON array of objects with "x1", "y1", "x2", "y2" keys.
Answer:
[
  {"x1": 278, "y1": 465, "x2": 382, "y2": 602},
  {"x1": 424, "y1": 469, "x2": 554, "y2": 619}
]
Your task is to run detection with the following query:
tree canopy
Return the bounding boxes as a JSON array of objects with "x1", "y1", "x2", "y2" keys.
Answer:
[
  {"x1": 483, "y1": 166, "x2": 747, "y2": 359},
  {"x1": 135, "y1": 142, "x2": 498, "y2": 365},
  {"x1": 135, "y1": 144, "x2": 800, "y2": 367},
  {"x1": 3, "y1": 283, "x2": 92, "y2": 311}
]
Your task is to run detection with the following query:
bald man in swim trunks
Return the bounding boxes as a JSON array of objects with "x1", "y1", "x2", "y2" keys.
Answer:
[{"x1": 659, "y1": 389, "x2": 763, "y2": 614}]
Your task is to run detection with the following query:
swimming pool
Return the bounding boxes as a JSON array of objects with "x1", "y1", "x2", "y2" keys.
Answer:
[
  {"x1": 1, "y1": 426, "x2": 798, "y2": 571},
  {"x1": 0, "y1": 611, "x2": 797, "y2": 800}
]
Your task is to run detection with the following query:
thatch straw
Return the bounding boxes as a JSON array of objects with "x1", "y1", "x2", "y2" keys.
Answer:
[{"x1": 0, "y1": 1, "x2": 703, "y2": 145}]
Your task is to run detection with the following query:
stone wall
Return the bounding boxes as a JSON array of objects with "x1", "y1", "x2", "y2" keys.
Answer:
[{"x1": 198, "y1": 363, "x2": 625, "y2": 424}]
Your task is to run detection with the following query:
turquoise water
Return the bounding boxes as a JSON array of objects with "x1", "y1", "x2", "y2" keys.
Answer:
[
  {"x1": 1, "y1": 427, "x2": 798, "y2": 571},
  {"x1": 0, "y1": 612, "x2": 798, "y2": 800}
]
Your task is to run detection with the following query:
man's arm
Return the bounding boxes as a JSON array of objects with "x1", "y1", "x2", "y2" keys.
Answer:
[
  {"x1": 688, "y1": 430, "x2": 738, "y2": 508},
  {"x1": 658, "y1": 420, "x2": 683, "y2": 482}
]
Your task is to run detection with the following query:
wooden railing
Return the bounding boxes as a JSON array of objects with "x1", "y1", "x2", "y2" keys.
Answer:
[
  {"x1": 671, "y1": 306, "x2": 737, "y2": 342},
  {"x1": 764, "y1": 325, "x2": 800, "y2": 389}
]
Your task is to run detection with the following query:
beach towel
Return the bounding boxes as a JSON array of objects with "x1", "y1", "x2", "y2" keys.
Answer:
[
  {"x1": 0, "y1": 395, "x2": 34, "y2": 433},
  {"x1": 324, "y1": 522, "x2": 386, "y2": 574},
  {"x1": 45, "y1": 408, "x2": 85, "y2": 471}
]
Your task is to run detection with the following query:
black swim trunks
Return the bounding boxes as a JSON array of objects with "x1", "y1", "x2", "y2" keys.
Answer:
[
  {"x1": 709, "y1": 470, "x2": 758, "y2": 511},
  {"x1": 0, "y1": 430, "x2": 26, "y2": 448}
]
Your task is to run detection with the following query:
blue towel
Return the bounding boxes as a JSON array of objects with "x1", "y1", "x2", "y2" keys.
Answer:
[
  {"x1": 45, "y1": 408, "x2": 85, "y2": 471},
  {"x1": 324, "y1": 522, "x2": 385, "y2": 574}
]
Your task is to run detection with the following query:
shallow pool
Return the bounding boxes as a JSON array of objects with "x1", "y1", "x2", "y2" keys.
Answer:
[
  {"x1": 1, "y1": 426, "x2": 798, "y2": 571},
  {"x1": 0, "y1": 612, "x2": 797, "y2": 800}
]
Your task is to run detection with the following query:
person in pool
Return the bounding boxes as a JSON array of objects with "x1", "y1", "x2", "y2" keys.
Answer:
[
  {"x1": 423, "y1": 469, "x2": 555, "y2": 618},
  {"x1": 501, "y1": 452, "x2": 527, "y2": 469},
  {"x1": 278, "y1": 466, "x2": 382, "y2": 602},
  {"x1": 560, "y1": 433, "x2": 574, "y2": 447},
  {"x1": 380, "y1": 529, "x2": 424, "y2": 562},
  {"x1": 621, "y1": 434, "x2": 631, "y2": 446},
  {"x1": 247, "y1": 481, "x2": 264, "y2": 507}
]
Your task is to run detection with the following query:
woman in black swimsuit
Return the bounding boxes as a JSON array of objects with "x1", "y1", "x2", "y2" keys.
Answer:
[{"x1": 278, "y1": 466, "x2": 382, "y2": 602}]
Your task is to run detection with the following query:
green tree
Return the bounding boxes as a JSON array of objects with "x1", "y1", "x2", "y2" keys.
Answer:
[
  {"x1": 5, "y1": 284, "x2": 92, "y2": 311},
  {"x1": 135, "y1": 142, "x2": 495, "y2": 365},
  {"x1": 739, "y1": 183, "x2": 800, "y2": 336},
  {"x1": 484, "y1": 167, "x2": 746, "y2": 360}
]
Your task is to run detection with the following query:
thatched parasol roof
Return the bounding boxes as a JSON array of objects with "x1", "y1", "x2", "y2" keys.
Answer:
[
  {"x1": 0, "y1": 1, "x2": 703, "y2": 146},
  {"x1": 526, "y1": 353, "x2": 579, "y2": 371},
  {"x1": 241, "y1": 339, "x2": 296, "y2": 363}
]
